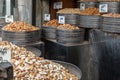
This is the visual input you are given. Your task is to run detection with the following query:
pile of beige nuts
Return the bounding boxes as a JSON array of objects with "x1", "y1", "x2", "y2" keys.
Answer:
[
  {"x1": 0, "y1": 41, "x2": 78, "y2": 80},
  {"x1": 58, "y1": 24, "x2": 80, "y2": 30}
]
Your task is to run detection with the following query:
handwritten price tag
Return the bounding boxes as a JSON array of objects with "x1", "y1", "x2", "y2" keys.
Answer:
[
  {"x1": 59, "y1": 16, "x2": 65, "y2": 24},
  {"x1": 99, "y1": 4, "x2": 108, "y2": 13},
  {"x1": 44, "y1": 14, "x2": 50, "y2": 21},
  {"x1": 0, "y1": 47, "x2": 11, "y2": 63},
  {"x1": 80, "y1": 3, "x2": 85, "y2": 10},
  {"x1": 5, "y1": 15, "x2": 14, "y2": 23}
]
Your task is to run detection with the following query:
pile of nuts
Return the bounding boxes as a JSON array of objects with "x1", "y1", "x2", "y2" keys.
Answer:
[
  {"x1": 0, "y1": 41, "x2": 78, "y2": 80},
  {"x1": 102, "y1": 13, "x2": 120, "y2": 18},
  {"x1": 2, "y1": 21, "x2": 40, "y2": 32},
  {"x1": 58, "y1": 24, "x2": 80, "y2": 30},
  {"x1": 79, "y1": 7, "x2": 100, "y2": 15},
  {"x1": 43, "y1": 19, "x2": 59, "y2": 27},
  {"x1": 57, "y1": 8, "x2": 81, "y2": 14}
]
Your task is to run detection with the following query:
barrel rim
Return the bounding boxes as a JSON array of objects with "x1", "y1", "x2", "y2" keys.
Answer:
[
  {"x1": 57, "y1": 13, "x2": 80, "y2": 15},
  {"x1": 79, "y1": 14, "x2": 101, "y2": 17},
  {"x1": 57, "y1": 28, "x2": 84, "y2": 31},
  {"x1": 1, "y1": 28, "x2": 41, "y2": 33},
  {"x1": 102, "y1": 16, "x2": 120, "y2": 19},
  {"x1": 52, "y1": 60, "x2": 82, "y2": 80}
]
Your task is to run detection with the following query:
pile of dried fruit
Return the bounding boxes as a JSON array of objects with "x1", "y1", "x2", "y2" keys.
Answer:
[
  {"x1": 58, "y1": 24, "x2": 80, "y2": 30},
  {"x1": 0, "y1": 41, "x2": 78, "y2": 80},
  {"x1": 57, "y1": 8, "x2": 81, "y2": 14},
  {"x1": 43, "y1": 19, "x2": 59, "y2": 27},
  {"x1": 102, "y1": 13, "x2": 120, "y2": 18},
  {"x1": 2, "y1": 21, "x2": 40, "y2": 32},
  {"x1": 79, "y1": 7, "x2": 100, "y2": 15}
]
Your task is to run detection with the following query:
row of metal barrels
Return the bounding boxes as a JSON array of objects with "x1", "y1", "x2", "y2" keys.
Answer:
[
  {"x1": 42, "y1": 26, "x2": 85, "y2": 45},
  {"x1": 57, "y1": 13, "x2": 120, "y2": 33},
  {"x1": 77, "y1": 2, "x2": 120, "y2": 13}
]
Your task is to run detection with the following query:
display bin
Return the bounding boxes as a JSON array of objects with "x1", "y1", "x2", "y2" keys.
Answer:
[
  {"x1": 57, "y1": 13, "x2": 80, "y2": 27},
  {"x1": 90, "y1": 29, "x2": 120, "y2": 80},
  {"x1": 99, "y1": 2, "x2": 120, "y2": 13},
  {"x1": 79, "y1": 14, "x2": 101, "y2": 28},
  {"x1": 41, "y1": 26, "x2": 57, "y2": 40},
  {"x1": 43, "y1": 39, "x2": 95, "y2": 80},
  {"x1": 53, "y1": 60, "x2": 82, "y2": 80},
  {"x1": 102, "y1": 16, "x2": 120, "y2": 33},
  {"x1": 57, "y1": 28, "x2": 85, "y2": 44},
  {"x1": 1, "y1": 29, "x2": 41, "y2": 45},
  {"x1": 19, "y1": 41, "x2": 45, "y2": 57},
  {"x1": 77, "y1": 1, "x2": 98, "y2": 9}
]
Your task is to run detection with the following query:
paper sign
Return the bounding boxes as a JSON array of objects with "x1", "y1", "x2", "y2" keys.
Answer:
[
  {"x1": 99, "y1": 4, "x2": 108, "y2": 13},
  {"x1": 5, "y1": 15, "x2": 14, "y2": 23},
  {"x1": 80, "y1": 3, "x2": 85, "y2": 10},
  {"x1": 59, "y1": 16, "x2": 65, "y2": 24},
  {"x1": 54, "y1": 2, "x2": 62, "y2": 9},
  {"x1": 44, "y1": 14, "x2": 50, "y2": 21},
  {"x1": 0, "y1": 47, "x2": 11, "y2": 62}
]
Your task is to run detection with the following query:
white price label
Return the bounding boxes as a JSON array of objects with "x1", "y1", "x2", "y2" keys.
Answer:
[
  {"x1": 80, "y1": 3, "x2": 85, "y2": 10},
  {"x1": 59, "y1": 16, "x2": 65, "y2": 24},
  {"x1": 5, "y1": 15, "x2": 14, "y2": 23},
  {"x1": 0, "y1": 47, "x2": 11, "y2": 62},
  {"x1": 54, "y1": 2, "x2": 62, "y2": 9},
  {"x1": 99, "y1": 4, "x2": 108, "y2": 13},
  {"x1": 44, "y1": 14, "x2": 50, "y2": 21}
]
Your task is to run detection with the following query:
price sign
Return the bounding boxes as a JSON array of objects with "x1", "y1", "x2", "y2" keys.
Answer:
[
  {"x1": 54, "y1": 2, "x2": 62, "y2": 9},
  {"x1": 59, "y1": 16, "x2": 65, "y2": 24},
  {"x1": 44, "y1": 14, "x2": 50, "y2": 21},
  {"x1": 5, "y1": 15, "x2": 14, "y2": 23},
  {"x1": 80, "y1": 3, "x2": 85, "y2": 10},
  {"x1": 0, "y1": 47, "x2": 11, "y2": 62},
  {"x1": 99, "y1": 4, "x2": 108, "y2": 13}
]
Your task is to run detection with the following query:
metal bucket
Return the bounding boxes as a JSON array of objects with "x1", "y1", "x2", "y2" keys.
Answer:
[
  {"x1": 57, "y1": 28, "x2": 85, "y2": 44},
  {"x1": 41, "y1": 26, "x2": 57, "y2": 40},
  {"x1": 102, "y1": 16, "x2": 120, "y2": 33},
  {"x1": 25, "y1": 46, "x2": 41, "y2": 56},
  {"x1": 1, "y1": 29, "x2": 41, "y2": 45},
  {"x1": 57, "y1": 14, "x2": 80, "y2": 26},
  {"x1": 77, "y1": 2, "x2": 98, "y2": 8},
  {"x1": 52, "y1": 60, "x2": 82, "y2": 80},
  {"x1": 99, "y1": 2, "x2": 120, "y2": 13},
  {"x1": 0, "y1": 25, "x2": 3, "y2": 37},
  {"x1": 79, "y1": 14, "x2": 101, "y2": 28}
]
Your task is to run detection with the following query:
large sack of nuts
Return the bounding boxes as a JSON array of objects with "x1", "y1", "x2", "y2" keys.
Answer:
[{"x1": 0, "y1": 41, "x2": 81, "y2": 80}]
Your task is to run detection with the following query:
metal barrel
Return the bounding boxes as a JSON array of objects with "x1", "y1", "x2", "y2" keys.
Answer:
[
  {"x1": 77, "y1": 2, "x2": 98, "y2": 8},
  {"x1": 57, "y1": 13, "x2": 80, "y2": 27},
  {"x1": 52, "y1": 60, "x2": 82, "y2": 80},
  {"x1": 0, "y1": 25, "x2": 3, "y2": 37},
  {"x1": 41, "y1": 26, "x2": 57, "y2": 40},
  {"x1": 79, "y1": 14, "x2": 101, "y2": 28},
  {"x1": 99, "y1": 2, "x2": 120, "y2": 13},
  {"x1": 18, "y1": 41, "x2": 44, "y2": 57},
  {"x1": 57, "y1": 28, "x2": 85, "y2": 44},
  {"x1": 102, "y1": 16, "x2": 120, "y2": 33},
  {"x1": 1, "y1": 29, "x2": 41, "y2": 45}
]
